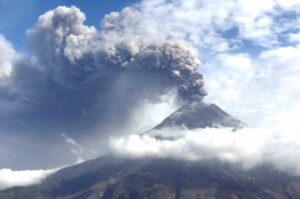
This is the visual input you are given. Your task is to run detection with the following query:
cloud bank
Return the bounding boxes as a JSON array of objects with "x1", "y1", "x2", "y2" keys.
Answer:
[
  {"x1": 0, "y1": 168, "x2": 57, "y2": 191},
  {"x1": 110, "y1": 124, "x2": 300, "y2": 175}
]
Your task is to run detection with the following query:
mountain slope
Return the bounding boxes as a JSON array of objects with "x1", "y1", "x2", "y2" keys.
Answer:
[
  {"x1": 1, "y1": 102, "x2": 299, "y2": 199},
  {"x1": 1, "y1": 157, "x2": 300, "y2": 199}
]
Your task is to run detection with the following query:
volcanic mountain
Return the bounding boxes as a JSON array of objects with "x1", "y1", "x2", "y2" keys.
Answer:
[
  {"x1": 1, "y1": 102, "x2": 300, "y2": 199},
  {"x1": 154, "y1": 101, "x2": 245, "y2": 130}
]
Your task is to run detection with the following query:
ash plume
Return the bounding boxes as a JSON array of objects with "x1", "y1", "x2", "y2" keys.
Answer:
[
  {"x1": 27, "y1": 6, "x2": 207, "y2": 102},
  {"x1": 131, "y1": 43, "x2": 207, "y2": 101},
  {"x1": 0, "y1": 6, "x2": 206, "y2": 168}
]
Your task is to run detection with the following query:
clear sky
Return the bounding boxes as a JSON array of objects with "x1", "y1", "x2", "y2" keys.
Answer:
[{"x1": 0, "y1": 0, "x2": 138, "y2": 49}]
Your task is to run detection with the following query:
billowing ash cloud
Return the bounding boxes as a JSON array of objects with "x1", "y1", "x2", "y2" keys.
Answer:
[
  {"x1": 131, "y1": 43, "x2": 207, "y2": 101},
  {"x1": 0, "y1": 6, "x2": 206, "y2": 168},
  {"x1": 26, "y1": 6, "x2": 206, "y2": 101}
]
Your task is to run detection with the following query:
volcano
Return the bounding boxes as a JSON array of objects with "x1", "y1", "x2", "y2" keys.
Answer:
[
  {"x1": 1, "y1": 102, "x2": 300, "y2": 199},
  {"x1": 154, "y1": 101, "x2": 245, "y2": 130}
]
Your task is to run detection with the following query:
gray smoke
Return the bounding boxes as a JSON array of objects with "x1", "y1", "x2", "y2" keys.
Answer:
[
  {"x1": 131, "y1": 43, "x2": 207, "y2": 101},
  {"x1": 27, "y1": 6, "x2": 206, "y2": 101},
  {"x1": 0, "y1": 6, "x2": 206, "y2": 168}
]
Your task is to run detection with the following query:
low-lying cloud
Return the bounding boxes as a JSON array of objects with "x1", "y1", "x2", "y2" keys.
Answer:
[
  {"x1": 110, "y1": 124, "x2": 300, "y2": 175},
  {"x1": 0, "y1": 168, "x2": 57, "y2": 191}
]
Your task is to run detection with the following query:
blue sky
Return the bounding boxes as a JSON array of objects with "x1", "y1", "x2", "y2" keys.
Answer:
[{"x1": 0, "y1": 0, "x2": 137, "y2": 49}]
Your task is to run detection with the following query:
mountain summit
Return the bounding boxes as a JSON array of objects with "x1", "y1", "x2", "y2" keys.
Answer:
[{"x1": 155, "y1": 101, "x2": 245, "y2": 130}]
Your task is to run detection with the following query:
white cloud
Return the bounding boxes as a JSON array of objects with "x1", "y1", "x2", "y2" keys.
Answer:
[
  {"x1": 0, "y1": 35, "x2": 15, "y2": 81},
  {"x1": 203, "y1": 44, "x2": 300, "y2": 126},
  {"x1": 130, "y1": 92, "x2": 179, "y2": 132},
  {"x1": 62, "y1": 134, "x2": 84, "y2": 164},
  {"x1": 289, "y1": 33, "x2": 300, "y2": 44},
  {"x1": 0, "y1": 168, "x2": 57, "y2": 191},
  {"x1": 109, "y1": 0, "x2": 300, "y2": 50},
  {"x1": 217, "y1": 53, "x2": 252, "y2": 72},
  {"x1": 276, "y1": 0, "x2": 300, "y2": 10},
  {"x1": 110, "y1": 125, "x2": 300, "y2": 174}
]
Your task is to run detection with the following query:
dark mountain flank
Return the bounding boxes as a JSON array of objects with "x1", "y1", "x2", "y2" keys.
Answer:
[
  {"x1": 1, "y1": 103, "x2": 299, "y2": 199},
  {"x1": 1, "y1": 157, "x2": 300, "y2": 199}
]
